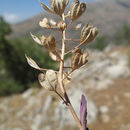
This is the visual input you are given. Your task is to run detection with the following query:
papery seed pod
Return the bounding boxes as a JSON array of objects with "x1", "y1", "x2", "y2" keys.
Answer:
[
  {"x1": 39, "y1": 18, "x2": 51, "y2": 28},
  {"x1": 38, "y1": 70, "x2": 58, "y2": 91},
  {"x1": 71, "y1": 49, "x2": 89, "y2": 71},
  {"x1": 25, "y1": 54, "x2": 42, "y2": 70},
  {"x1": 80, "y1": 24, "x2": 98, "y2": 44},
  {"x1": 82, "y1": 51, "x2": 89, "y2": 64},
  {"x1": 45, "y1": 70, "x2": 58, "y2": 90},
  {"x1": 71, "y1": 48, "x2": 82, "y2": 70},
  {"x1": 70, "y1": 0, "x2": 86, "y2": 21},
  {"x1": 41, "y1": 35, "x2": 56, "y2": 52},
  {"x1": 40, "y1": 2, "x2": 55, "y2": 14},
  {"x1": 50, "y1": 0, "x2": 70, "y2": 16},
  {"x1": 30, "y1": 33, "x2": 42, "y2": 45},
  {"x1": 57, "y1": 21, "x2": 66, "y2": 31}
]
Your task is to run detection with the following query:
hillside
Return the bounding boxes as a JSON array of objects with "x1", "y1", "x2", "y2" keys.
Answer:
[
  {"x1": 0, "y1": 45, "x2": 130, "y2": 130},
  {"x1": 10, "y1": 0, "x2": 130, "y2": 38}
]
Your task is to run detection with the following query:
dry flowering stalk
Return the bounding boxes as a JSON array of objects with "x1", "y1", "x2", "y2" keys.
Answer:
[{"x1": 25, "y1": 0, "x2": 98, "y2": 130}]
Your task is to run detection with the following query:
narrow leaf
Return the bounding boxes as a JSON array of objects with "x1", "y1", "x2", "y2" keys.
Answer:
[
  {"x1": 25, "y1": 54, "x2": 41, "y2": 70},
  {"x1": 30, "y1": 32, "x2": 42, "y2": 45},
  {"x1": 80, "y1": 94, "x2": 87, "y2": 130},
  {"x1": 40, "y1": 2, "x2": 55, "y2": 14}
]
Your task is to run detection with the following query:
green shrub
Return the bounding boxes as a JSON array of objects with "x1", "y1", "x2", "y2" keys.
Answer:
[
  {"x1": 0, "y1": 16, "x2": 57, "y2": 96},
  {"x1": 88, "y1": 36, "x2": 107, "y2": 51},
  {"x1": 115, "y1": 25, "x2": 130, "y2": 45}
]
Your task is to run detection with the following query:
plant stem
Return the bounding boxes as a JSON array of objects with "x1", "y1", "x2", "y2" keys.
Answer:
[
  {"x1": 66, "y1": 38, "x2": 80, "y2": 42},
  {"x1": 59, "y1": 13, "x2": 82, "y2": 130},
  {"x1": 65, "y1": 42, "x2": 83, "y2": 55}
]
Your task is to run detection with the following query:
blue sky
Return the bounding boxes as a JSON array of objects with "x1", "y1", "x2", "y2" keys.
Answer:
[{"x1": 0, "y1": 0, "x2": 97, "y2": 24}]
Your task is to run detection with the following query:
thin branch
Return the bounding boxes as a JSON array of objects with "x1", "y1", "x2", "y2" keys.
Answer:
[
  {"x1": 63, "y1": 66, "x2": 72, "y2": 68},
  {"x1": 64, "y1": 43, "x2": 82, "y2": 55},
  {"x1": 54, "y1": 90, "x2": 67, "y2": 104},
  {"x1": 66, "y1": 38, "x2": 80, "y2": 42}
]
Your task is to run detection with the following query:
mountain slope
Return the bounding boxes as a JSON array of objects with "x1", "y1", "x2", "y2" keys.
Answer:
[{"x1": 11, "y1": 0, "x2": 130, "y2": 38}]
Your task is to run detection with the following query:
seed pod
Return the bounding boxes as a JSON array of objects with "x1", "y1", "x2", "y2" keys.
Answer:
[
  {"x1": 82, "y1": 51, "x2": 89, "y2": 64},
  {"x1": 71, "y1": 48, "x2": 82, "y2": 70},
  {"x1": 71, "y1": 49, "x2": 89, "y2": 71},
  {"x1": 39, "y1": 18, "x2": 51, "y2": 28},
  {"x1": 80, "y1": 24, "x2": 98, "y2": 44},
  {"x1": 57, "y1": 21, "x2": 66, "y2": 31},
  {"x1": 41, "y1": 35, "x2": 56, "y2": 52},
  {"x1": 38, "y1": 70, "x2": 58, "y2": 91},
  {"x1": 70, "y1": 0, "x2": 86, "y2": 21},
  {"x1": 50, "y1": 0, "x2": 70, "y2": 16}
]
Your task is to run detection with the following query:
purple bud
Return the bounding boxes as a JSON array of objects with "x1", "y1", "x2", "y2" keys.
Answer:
[{"x1": 80, "y1": 94, "x2": 87, "y2": 130}]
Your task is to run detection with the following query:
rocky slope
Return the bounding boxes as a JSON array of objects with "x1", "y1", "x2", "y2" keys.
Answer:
[{"x1": 0, "y1": 45, "x2": 130, "y2": 130}]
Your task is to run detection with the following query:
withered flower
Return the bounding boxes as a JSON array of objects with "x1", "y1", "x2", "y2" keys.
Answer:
[
  {"x1": 70, "y1": 0, "x2": 86, "y2": 21},
  {"x1": 38, "y1": 70, "x2": 58, "y2": 91},
  {"x1": 80, "y1": 24, "x2": 98, "y2": 44}
]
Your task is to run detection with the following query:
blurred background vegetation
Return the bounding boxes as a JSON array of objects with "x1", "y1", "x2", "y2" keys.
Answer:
[
  {"x1": 0, "y1": 16, "x2": 57, "y2": 96},
  {"x1": 0, "y1": 16, "x2": 130, "y2": 96}
]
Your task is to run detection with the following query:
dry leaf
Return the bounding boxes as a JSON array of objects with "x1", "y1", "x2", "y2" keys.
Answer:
[
  {"x1": 25, "y1": 54, "x2": 41, "y2": 70},
  {"x1": 40, "y1": 2, "x2": 55, "y2": 14},
  {"x1": 30, "y1": 33, "x2": 42, "y2": 45},
  {"x1": 49, "y1": 51, "x2": 61, "y2": 61}
]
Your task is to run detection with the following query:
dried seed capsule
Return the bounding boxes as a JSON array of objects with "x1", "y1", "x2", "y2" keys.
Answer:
[
  {"x1": 50, "y1": 0, "x2": 70, "y2": 16},
  {"x1": 80, "y1": 24, "x2": 98, "y2": 44},
  {"x1": 71, "y1": 48, "x2": 82, "y2": 70},
  {"x1": 71, "y1": 49, "x2": 89, "y2": 71},
  {"x1": 82, "y1": 51, "x2": 89, "y2": 64},
  {"x1": 41, "y1": 35, "x2": 56, "y2": 52},
  {"x1": 70, "y1": 0, "x2": 86, "y2": 21},
  {"x1": 38, "y1": 70, "x2": 58, "y2": 91},
  {"x1": 57, "y1": 21, "x2": 66, "y2": 31}
]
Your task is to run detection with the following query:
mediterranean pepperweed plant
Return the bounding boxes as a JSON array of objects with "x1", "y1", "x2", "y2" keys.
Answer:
[{"x1": 25, "y1": 0, "x2": 98, "y2": 129}]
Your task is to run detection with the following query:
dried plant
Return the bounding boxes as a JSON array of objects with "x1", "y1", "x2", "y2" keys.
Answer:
[{"x1": 25, "y1": 0, "x2": 98, "y2": 129}]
